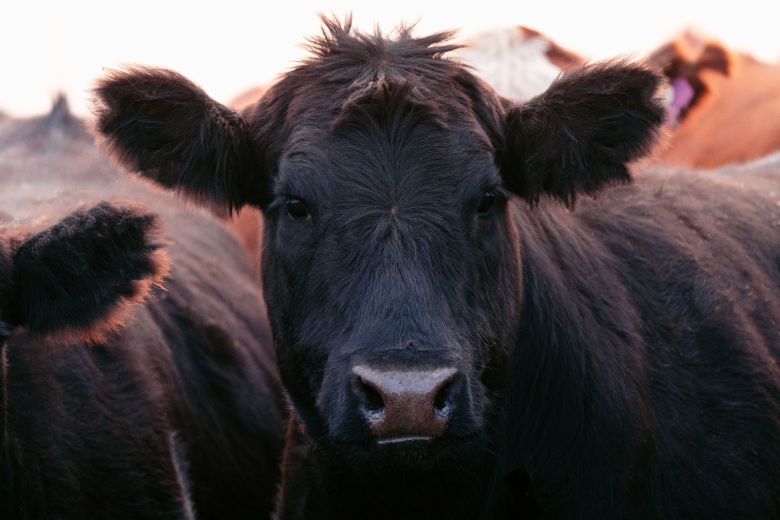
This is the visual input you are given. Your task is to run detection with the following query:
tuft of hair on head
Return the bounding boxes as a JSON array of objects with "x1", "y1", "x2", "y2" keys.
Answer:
[
  {"x1": 305, "y1": 13, "x2": 460, "y2": 59},
  {"x1": 9, "y1": 202, "x2": 169, "y2": 343},
  {"x1": 299, "y1": 13, "x2": 462, "y2": 86}
]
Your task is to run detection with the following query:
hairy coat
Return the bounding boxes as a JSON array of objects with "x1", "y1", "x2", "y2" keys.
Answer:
[
  {"x1": 93, "y1": 17, "x2": 780, "y2": 520},
  {"x1": 0, "y1": 99, "x2": 284, "y2": 519}
]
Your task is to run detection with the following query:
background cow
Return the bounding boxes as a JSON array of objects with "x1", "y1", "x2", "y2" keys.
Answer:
[
  {"x1": 453, "y1": 25, "x2": 584, "y2": 101},
  {"x1": 444, "y1": 26, "x2": 780, "y2": 169},
  {"x1": 0, "y1": 98, "x2": 284, "y2": 519},
  {"x1": 648, "y1": 32, "x2": 780, "y2": 167},
  {"x1": 0, "y1": 203, "x2": 190, "y2": 519},
  {"x1": 92, "y1": 17, "x2": 780, "y2": 520}
]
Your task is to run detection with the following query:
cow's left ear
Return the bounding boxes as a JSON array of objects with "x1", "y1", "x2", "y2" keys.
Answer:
[
  {"x1": 92, "y1": 67, "x2": 266, "y2": 216},
  {"x1": 8, "y1": 203, "x2": 169, "y2": 342},
  {"x1": 500, "y1": 61, "x2": 665, "y2": 205}
]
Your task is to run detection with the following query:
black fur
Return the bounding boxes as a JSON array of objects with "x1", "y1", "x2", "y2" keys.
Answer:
[
  {"x1": 93, "y1": 67, "x2": 262, "y2": 215},
  {"x1": 2, "y1": 100, "x2": 284, "y2": 519},
  {"x1": 9, "y1": 202, "x2": 167, "y2": 340},
  {"x1": 93, "y1": 16, "x2": 780, "y2": 520}
]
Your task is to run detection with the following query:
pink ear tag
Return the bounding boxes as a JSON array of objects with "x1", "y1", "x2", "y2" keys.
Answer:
[{"x1": 667, "y1": 76, "x2": 695, "y2": 126}]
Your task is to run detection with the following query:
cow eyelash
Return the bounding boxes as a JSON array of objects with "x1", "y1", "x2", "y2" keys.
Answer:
[
  {"x1": 477, "y1": 185, "x2": 510, "y2": 214},
  {"x1": 286, "y1": 198, "x2": 310, "y2": 219},
  {"x1": 490, "y1": 185, "x2": 512, "y2": 201}
]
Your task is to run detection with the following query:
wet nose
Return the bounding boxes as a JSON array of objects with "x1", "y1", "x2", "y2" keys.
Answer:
[{"x1": 352, "y1": 365, "x2": 462, "y2": 443}]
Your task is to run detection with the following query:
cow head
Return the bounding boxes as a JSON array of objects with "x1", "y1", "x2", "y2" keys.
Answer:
[
  {"x1": 92, "y1": 17, "x2": 663, "y2": 470},
  {"x1": 0, "y1": 202, "x2": 168, "y2": 345},
  {"x1": 646, "y1": 34, "x2": 731, "y2": 125}
]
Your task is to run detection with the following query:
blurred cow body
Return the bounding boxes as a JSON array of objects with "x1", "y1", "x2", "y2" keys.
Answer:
[
  {"x1": 0, "y1": 99, "x2": 284, "y2": 519},
  {"x1": 453, "y1": 25, "x2": 584, "y2": 101},
  {"x1": 230, "y1": 85, "x2": 270, "y2": 112},
  {"x1": 648, "y1": 33, "x2": 780, "y2": 167}
]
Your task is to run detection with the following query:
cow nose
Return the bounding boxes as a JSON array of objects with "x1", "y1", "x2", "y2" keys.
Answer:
[{"x1": 352, "y1": 365, "x2": 461, "y2": 443}]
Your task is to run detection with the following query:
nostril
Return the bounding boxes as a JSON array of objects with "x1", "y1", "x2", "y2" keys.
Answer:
[
  {"x1": 352, "y1": 366, "x2": 463, "y2": 440},
  {"x1": 356, "y1": 376, "x2": 385, "y2": 419},
  {"x1": 433, "y1": 378, "x2": 456, "y2": 417}
]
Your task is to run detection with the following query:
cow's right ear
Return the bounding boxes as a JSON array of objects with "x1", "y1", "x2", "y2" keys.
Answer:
[
  {"x1": 6, "y1": 203, "x2": 169, "y2": 342},
  {"x1": 92, "y1": 67, "x2": 267, "y2": 216}
]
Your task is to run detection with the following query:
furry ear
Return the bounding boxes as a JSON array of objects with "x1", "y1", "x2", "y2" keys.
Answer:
[
  {"x1": 647, "y1": 39, "x2": 731, "y2": 80},
  {"x1": 500, "y1": 61, "x2": 665, "y2": 204},
  {"x1": 695, "y1": 43, "x2": 731, "y2": 77},
  {"x1": 7, "y1": 202, "x2": 169, "y2": 342},
  {"x1": 92, "y1": 67, "x2": 265, "y2": 216}
]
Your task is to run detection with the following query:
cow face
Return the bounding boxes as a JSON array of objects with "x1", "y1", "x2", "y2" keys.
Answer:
[
  {"x1": 93, "y1": 18, "x2": 663, "y2": 468},
  {"x1": 258, "y1": 80, "x2": 522, "y2": 459},
  {"x1": 0, "y1": 203, "x2": 168, "y2": 344}
]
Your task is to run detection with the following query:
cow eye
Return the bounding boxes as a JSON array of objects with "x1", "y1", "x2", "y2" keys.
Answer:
[
  {"x1": 286, "y1": 198, "x2": 310, "y2": 219},
  {"x1": 477, "y1": 191, "x2": 496, "y2": 214}
]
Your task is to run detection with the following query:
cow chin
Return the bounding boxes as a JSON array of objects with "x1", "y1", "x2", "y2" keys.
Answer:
[
  {"x1": 318, "y1": 395, "x2": 490, "y2": 473},
  {"x1": 325, "y1": 428, "x2": 487, "y2": 473}
]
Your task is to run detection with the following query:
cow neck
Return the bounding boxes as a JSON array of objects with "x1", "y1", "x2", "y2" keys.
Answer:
[
  {"x1": 277, "y1": 414, "x2": 499, "y2": 519},
  {"x1": 508, "y1": 206, "x2": 653, "y2": 512}
]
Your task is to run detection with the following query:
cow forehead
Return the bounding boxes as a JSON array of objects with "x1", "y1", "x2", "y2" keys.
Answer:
[
  {"x1": 277, "y1": 96, "x2": 496, "y2": 200},
  {"x1": 278, "y1": 124, "x2": 495, "y2": 212}
]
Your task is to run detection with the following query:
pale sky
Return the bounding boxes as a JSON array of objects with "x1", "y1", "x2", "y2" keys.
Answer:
[{"x1": 3, "y1": 0, "x2": 779, "y2": 117}]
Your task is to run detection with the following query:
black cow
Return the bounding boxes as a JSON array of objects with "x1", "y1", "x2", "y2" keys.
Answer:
[
  {"x1": 0, "y1": 100, "x2": 284, "y2": 519},
  {"x1": 93, "y1": 17, "x2": 780, "y2": 520}
]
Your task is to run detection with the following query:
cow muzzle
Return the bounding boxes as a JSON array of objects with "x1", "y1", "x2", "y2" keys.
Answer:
[{"x1": 352, "y1": 365, "x2": 463, "y2": 444}]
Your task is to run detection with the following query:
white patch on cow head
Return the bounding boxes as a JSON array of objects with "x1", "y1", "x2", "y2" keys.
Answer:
[{"x1": 454, "y1": 27, "x2": 564, "y2": 101}]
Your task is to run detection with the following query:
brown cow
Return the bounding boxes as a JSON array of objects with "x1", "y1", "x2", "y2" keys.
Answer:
[
  {"x1": 230, "y1": 85, "x2": 270, "y2": 111},
  {"x1": 648, "y1": 32, "x2": 780, "y2": 167}
]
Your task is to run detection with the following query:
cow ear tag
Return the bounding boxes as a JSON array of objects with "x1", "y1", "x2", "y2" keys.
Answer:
[{"x1": 666, "y1": 76, "x2": 694, "y2": 127}]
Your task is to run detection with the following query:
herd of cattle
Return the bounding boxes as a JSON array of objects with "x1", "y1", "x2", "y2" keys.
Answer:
[{"x1": 1, "y1": 16, "x2": 779, "y2": 519}]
